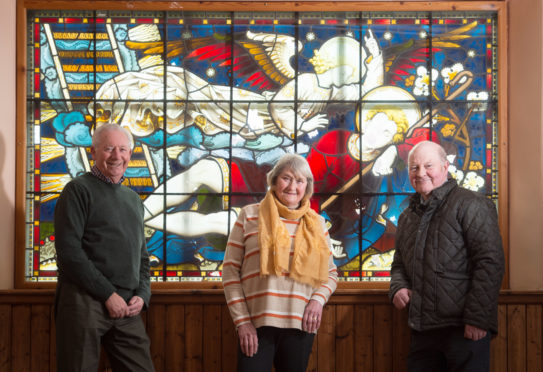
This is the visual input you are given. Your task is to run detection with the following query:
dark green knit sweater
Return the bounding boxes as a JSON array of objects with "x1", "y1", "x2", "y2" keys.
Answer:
[{"x1": 54, "y1": 173, "x2": 151, "y2": 306}]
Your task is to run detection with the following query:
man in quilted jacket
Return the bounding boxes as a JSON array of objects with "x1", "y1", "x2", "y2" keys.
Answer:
[{"x1": 389, "y1": 141, "x2": 504, "y2": 371}]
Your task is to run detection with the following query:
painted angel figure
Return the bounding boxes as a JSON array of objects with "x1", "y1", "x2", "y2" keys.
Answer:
[
  {"x1": 89, "y1": 23, "x2": 481, "y2": 269},
  {"x1": 89, "y1": 29, "x2": 384, "y2": 145}
]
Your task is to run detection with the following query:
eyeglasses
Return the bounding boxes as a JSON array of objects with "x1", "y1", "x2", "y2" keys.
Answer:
[{"x1": 279, "y1": 175, "x2": 307, "y2": 186}]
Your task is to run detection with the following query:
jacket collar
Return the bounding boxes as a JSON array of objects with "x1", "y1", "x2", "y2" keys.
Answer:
[{"x1": 409, "y1": 178, "x2": 458, "y2": 208}]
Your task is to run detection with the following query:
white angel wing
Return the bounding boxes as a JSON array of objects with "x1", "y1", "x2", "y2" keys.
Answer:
[{"x1": 242, "y1": 31, "x2": 303, "y2": 83}]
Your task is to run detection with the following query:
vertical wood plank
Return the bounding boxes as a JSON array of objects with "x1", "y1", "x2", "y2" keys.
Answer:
[
  {"x1": 221, "y1": 305, "x2": 239, "y2": 372},
  {"x1": 491, "y1": 304, "x2": 508, "y2": 372},
  {"x1": 335, "y1": 305, "x2": 354, "y2": 371},
  {"x1": 50, "y1": 307, "x2": 57, "y2": 372},
  {"x1": 30, "y1": 304, "x2": 51, "y2": 372},
  {"x1": 526, "y1": 304, "x2": 542, "y2": 372},
  {"x1": 374, "y1": 304, "x2": 393, "y2": 372},
  {"x1": 203, "y1": 304, "x2": 221, "y2": 371},
  {"x1": 317, "y1": 303, "x2": 336, "y2": 372},
  {"x1": 147, "y1": 304, "x2": 166, "y2": 372},
  {"x1": 221, "y1": 305, "x2": 237, "y2": 372},
  {"x1": 0, "y1": 304, "x2": 11, "y2": 372},
  {"x1": 165, "y1": 304, "x2": 185, "y2": 372},
  {"x1": 12, "y1": 304, "x2": 31, "y2": 371},
  {"x1": 185, "y1": 304, "x2": 203, "y2": 371},
  {"x1": 392, "y1": 308, "x2": 410, "y2": 372},
  {"x1": 507, "y1": 304, "x2": 526, "y2": 372},
  {"x1": 354, "y1": 304, "x2": 373, "y2": 372}
]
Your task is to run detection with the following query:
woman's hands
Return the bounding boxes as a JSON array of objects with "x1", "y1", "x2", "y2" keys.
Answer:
[
  {"x1": 237, "y1": 322, "x2": 259, "y2": 357},
  {"x1": 302, "y1": 300, "x2": 323, "y2": 333}
]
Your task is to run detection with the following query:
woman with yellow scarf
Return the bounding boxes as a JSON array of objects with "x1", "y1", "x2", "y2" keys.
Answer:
[{"x1": 223, "y1": 153, "x2": 338, "y2": 372}]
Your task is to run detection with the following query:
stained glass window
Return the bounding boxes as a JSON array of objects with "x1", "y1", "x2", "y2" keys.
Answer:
[{"x1": 23, "y1": 8, "x2": 500, "y2": 283}]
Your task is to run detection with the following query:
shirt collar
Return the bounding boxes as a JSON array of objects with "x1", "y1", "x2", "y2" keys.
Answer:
[{"x1": 91, "y1": 165, "x2": 125, "y2": 185}]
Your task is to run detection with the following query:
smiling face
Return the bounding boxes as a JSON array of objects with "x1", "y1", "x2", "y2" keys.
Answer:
[
  {"x1": 273, "y1": 168, "x2": 308, "y2": 209},
  {"x1": 91, "y1": 128, "x2": 132, "y2": 183},
  {"x1": 408, "y1": 142, "x2": 449, "y2": 200}
]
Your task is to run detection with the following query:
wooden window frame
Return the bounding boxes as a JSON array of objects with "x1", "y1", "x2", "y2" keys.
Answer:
[{"x1": 14, "y1": 0, "x2": 509, "y2": 290}]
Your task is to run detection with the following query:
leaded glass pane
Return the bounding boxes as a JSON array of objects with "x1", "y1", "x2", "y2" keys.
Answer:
[{"x1": 25, "y1": 9, "x2": 500, "y2": 283}]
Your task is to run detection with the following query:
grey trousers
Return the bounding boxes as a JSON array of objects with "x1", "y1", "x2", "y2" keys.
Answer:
[{"x1": 55, "y1": 281, "x2": 155, "y2": 372}]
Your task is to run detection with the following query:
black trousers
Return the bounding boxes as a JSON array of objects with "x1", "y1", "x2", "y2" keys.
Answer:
[
  {"x1": 408, "y1": 326, "x2": 490, "y2": 372},
  {"x1": 55, "y1": 281, "x2": 155, "y2": 372},
  {"x1": 237, "y1": 326, "x2": 315, "y2": 372}
]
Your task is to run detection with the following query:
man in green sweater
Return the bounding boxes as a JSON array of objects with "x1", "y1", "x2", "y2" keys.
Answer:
[{"x1": 54, "y1": 123, "x2": 155, "y2": 371}]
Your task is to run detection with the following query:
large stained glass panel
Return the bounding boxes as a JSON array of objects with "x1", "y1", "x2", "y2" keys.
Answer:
[{"x1": 25, "y1": 9, "x2": 499, "y2": 283}]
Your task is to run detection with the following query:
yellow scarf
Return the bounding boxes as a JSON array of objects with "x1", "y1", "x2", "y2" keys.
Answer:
[{"x1": 258, "y1": 190, "x2": 330, "y2": 288}]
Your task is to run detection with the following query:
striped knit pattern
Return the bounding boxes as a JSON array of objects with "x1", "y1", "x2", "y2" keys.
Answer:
[{"x1": 222, "y1": 203, "x2": 338, "y2": 331}]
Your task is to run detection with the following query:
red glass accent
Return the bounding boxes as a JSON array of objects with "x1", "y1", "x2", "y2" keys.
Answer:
[
  {"x1": 135, "y1": 18, "x2": 154, "y2": 24},
  {"x1": 40, "y1": 18, "x2": 59, "y2": 23},
  {"x1": 35, "y1": 150, "x2": 40, "y2": 170},
  {"x1": 64, "y1": 18, "x2": 81, "y2": 24},
  {"x1": 372, "y1": 19, "x2": 391, "y2": 25},
  {"x1": 40, "y1": 271, "x2": 57, "y2": 277},
  {"x1": 374, "y1": 271, "x2": 391, "y2": 277},
  {"x1": 34, "y1": 226, "x2": 40, "y2": 244},
  {"x1": 35, "y1": 175, "x2": 40, "y2": 192},
  {"x1": 34, "y1": 23, "x2": 40, "y2": 41}
]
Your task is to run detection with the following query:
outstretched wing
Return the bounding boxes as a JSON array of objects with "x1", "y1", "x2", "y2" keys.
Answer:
[
  {"x1": 125, "y1": 36, "x2": 216, "y2": 60},
  {"x1": 384, "y1": 21, "x2": 478, "y2": 85},
  {"x1": 238, "y1": 31, "x2": 301, "y2": 85},
  {"x1": 126, "y1": 30, "x2": 301, "y2": 90},
  {"x1": 187, "y1": 31, "x2": 301, "y2": 90}
]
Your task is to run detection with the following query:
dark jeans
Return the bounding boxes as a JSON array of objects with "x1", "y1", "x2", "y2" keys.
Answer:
[
  {"x1": 408, "y1": 326, "x2": 490, "y2": 372},
  {"x1": 237, "y1": 326, "x2": 315, "y2": 372},
  {"x1": 55, "y1": 281, "x2": 155, "y2": 372}
]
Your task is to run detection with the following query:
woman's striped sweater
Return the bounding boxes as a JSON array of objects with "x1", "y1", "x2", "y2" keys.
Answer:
[{"x1": 222, "y1": 203, "x2": 338, "y2": 331}]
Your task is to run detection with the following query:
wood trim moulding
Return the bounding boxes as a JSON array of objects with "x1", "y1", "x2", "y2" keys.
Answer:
[
  {"x1": 19, "y1": 1, "x2": 506, "y2": 13},
  {"x1": 0, "y1": 289, "x2": 541, "y2": 305}
]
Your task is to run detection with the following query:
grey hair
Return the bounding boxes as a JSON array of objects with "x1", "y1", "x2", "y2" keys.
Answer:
[
  {"x1": 267, "y1": 153, "x2": 314, "y2": 199},
  {"x1": 408, "y1": 140, "x2": 448, "y2": 165},
  {"x1": 91, "y1": 123, "x2": 134, "y2": 150}
]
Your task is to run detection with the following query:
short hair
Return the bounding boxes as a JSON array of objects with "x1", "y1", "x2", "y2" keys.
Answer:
[
  {"x1": 267, "y1": 153, "x2": 314, "y2": 199},
  {"x1": 92, "y1": 123, "x2": 134, "y2": 150},
  {"x1": 408, "y1": 141, "x2": 448, "y2": 165}
]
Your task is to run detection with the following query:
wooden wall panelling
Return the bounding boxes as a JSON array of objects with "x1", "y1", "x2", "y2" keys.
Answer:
[
  {"x1": 11, "y1": 304, "x2": 30, "y2": 371},
  {"x1": 185, "y1": 304, "x2": 204, "y2": 371},
  {"x1": 354, "y1": 304, "x2": 374, "y2": 372},
  {"x1": 392, "y1": 308, "x2": 410, "y2": 372},
  {"x1": 30, "y1": 304, "x2": 50, "y2": 372},
  {"x1": 507, "y1": 304, "x2": 526, "y2": 371},
  {"x1": 165, "y1": 304, "x2": 185, "y2": 372},
  {"x1": 526, "y1": 304, "x2": 543, "y2": 372},
  {"x1": 220, "y1": 305, "x2": 237, "y2": 372},
  {"x1": 49, "y1": 309, "x2": 56, "y2": 372},
  {"x1": 148, "y1": 303, "x2": 166, "y2": 370},
  {"x1": 0, "y1": 304, "x2": 11, "y2": 371},
  {"x1": 373, "y1": 304, "x2": 393, "y2": 371},
  {"x1": 317, "y1": 304, "x2": 335, "y2": 372},
  {"x1": 335, "y1": 305, "x2": 354, "y2": 371},
  {"x1": 1, "y1": 291, "x2": 543, "y2": 371},
  {"x1": 203, "y1": 304, "x2": 221, "y2": 371},
  {"x1": 490, "y1": 304, "x2": 508, "y2": 372}
]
